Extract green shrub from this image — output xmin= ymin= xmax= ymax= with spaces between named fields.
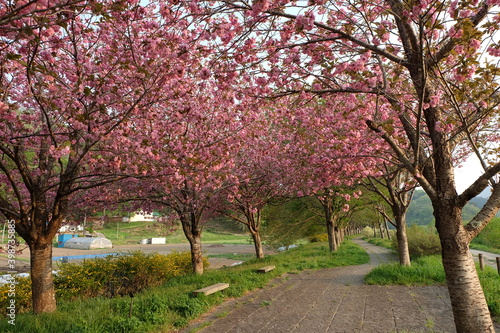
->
xmin=54 ymin=251 xmax=205 ymax=300
xmin=472 ymin=217 xmax=500 ymax=251
xmin=393 ymin=225 xmax=441 ymax=258
xmin=361 ymin=226 xmax=374 ymax=238
xmin=366 ymin=237 xmax=394 ymax=250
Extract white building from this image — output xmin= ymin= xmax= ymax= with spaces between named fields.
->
xmin=58 ymin=225 xmax=84 ymax=233
xmin=122 ymin=210 xmax=157 ymax=222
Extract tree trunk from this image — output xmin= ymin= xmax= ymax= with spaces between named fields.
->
xmin=179 ymin=211 xmax=205 ymax=274
xmin=251 ymin=231 xmax=264 ymax=259
xmin=30 ymin=242 xmax=56 ymax=314
xmin=442 ymin=247 xmax=494 ymax=332
xmin=384 ymin=220 xmax=391 ymax=240
xmin=326 ymin=220 xmax=337 ymax=251
xmin=188 ymin=234 xmax=204 ymax=274
xmin=334 ymin=227 xmax=342 ymax=247
xmin=395 ymin=215 xmax=411 ymax=266
xmin=436 ymin=207 xmax=494 ymax=332
xmin=246 ymin=210 xmax=264 ymax=259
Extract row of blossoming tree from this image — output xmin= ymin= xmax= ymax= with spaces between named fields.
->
xmin=2 ymin=1 xmax=500 ymax=332
xmin=192 ymin=1 xmax=500 ymax=331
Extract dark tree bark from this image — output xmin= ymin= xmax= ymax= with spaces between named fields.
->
xmin=29 ymin=242 xmax=56 ymax=313
xmin=180 ymin=211 xmax=205 ymax=274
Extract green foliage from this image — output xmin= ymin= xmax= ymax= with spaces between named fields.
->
xmin=406 ymin=190 xmax=435 ymax=225
xmin=0 ymin=276 xmax=32 ymax=316
xmin=479 ymin=266 xmax=500 ymax=318
xmin=0 ymin=240 xmax=368 ymax=333
xmin=364 ymin=236 xmax=394 ymax=250
xmin=407 ymin=190 xmax=489 ymax=226
xmin=262 ymin=197 xmax=323 ymax=249
xmin=361 ymin=226 xmax=375 ymax=238
xmin=472 ymin=217 xmax=500 ymax=251
xmin=393 ymin=224 xmax=441 ymax=258
xmin=54 ymin=251 xmax=202 ymax=300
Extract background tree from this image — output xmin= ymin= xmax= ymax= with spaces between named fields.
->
xmin=260 ymin=95 xmax=384 ymax=251
xmin=262 ymin=196 xmax=324 ymax=249
xmin=364 ymin=165 xmax=416 ymax=266
xmin=120 ymin=71 xmax=256 ymax=274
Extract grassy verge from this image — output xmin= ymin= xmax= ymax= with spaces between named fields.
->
xmin=365 ymin=255 xmax=500 ymax=318
xmin=365 ymin=255 xmax=446 ymax=286
xmin=96 ymin=222 xmax=250 ymax=246
xmin=0 ymin=240 xmax=368 ymax=333
xmin=363 ymin=237 xmax=394 ymax=250
xmin=207 ymin=253 xmax=255 ymax=261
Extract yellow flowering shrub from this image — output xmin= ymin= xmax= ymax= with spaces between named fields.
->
xmin=0 ymin=250 xmax=209 ymax=314
xmin=54 ymin=251 xmax=207 ymax=300
xmin=308 ymin=233 xmax=329 ymax=243
xmin=0 ymin=276 xmax=32 ymax=316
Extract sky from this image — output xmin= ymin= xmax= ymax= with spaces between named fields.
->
xmin=454 ymin=156 xmax=489 ymax=196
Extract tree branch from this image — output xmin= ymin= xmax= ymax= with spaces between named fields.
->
xmin=457 ymin=162 xmax=500 ymax=207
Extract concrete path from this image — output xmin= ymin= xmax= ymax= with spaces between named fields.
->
xmin=179 ymin=239 xmax=493 ymax=333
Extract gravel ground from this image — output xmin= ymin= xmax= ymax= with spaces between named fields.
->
xmin=178 ymin=239 xmax=499 ymax=333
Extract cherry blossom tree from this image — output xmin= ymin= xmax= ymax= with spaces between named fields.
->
xmin=221 ymin=143 xmax=291 ymax=259
xmin=0 ymin=0 xmax=87 ymax=40
xmin=364 ymin=165 xmax=416 ymax=266
xmin=119 ymin=70 xmax=257 ymax=274
xmin=268 ymin=95 xmax=384 ymax=251
xmin=193 ymin=1 xmax=500 ymax=330
xmin=0 ymin=0 xmax=208 ymax=313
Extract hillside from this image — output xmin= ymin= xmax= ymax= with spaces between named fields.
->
xmin=406 ymin=190 xmax=497 ymax=226
xmin=96 ymin=217 xmax=248 ymax=245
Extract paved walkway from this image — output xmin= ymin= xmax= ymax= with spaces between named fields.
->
xmin=470 ymin=248 xmax=500 ymax=271
xmin=179 ymin=239 xmax=498 ymax=333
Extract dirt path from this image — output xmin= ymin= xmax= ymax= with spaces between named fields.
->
xmin=178 ymin=239 xmax=478 ymax=333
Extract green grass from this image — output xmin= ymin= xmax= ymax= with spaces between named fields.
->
xmin=365 ymin=255 xmax=500 ymax=319
xmin=365 ymin=255 xmax=446 ymax=286
xmin=363 ymin=236 xmax=395 ymax=250
xmin=98 ymin=222 xmax=172 ymax=245
xmin=96 ymin=222 xmax=250 ymax=245
xmin=0 ymin=240 xmax=369 ymax=333
xmin=207 ymin=253 xmax=255 ymax=260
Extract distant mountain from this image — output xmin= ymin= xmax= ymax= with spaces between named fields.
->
xmin=406 ymin=190 xmax=497 ymax=226
xmin=469 ymin=196 xmax=487 ymax=209
xmin=477 ymin=187 xmax=493 ymax=198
